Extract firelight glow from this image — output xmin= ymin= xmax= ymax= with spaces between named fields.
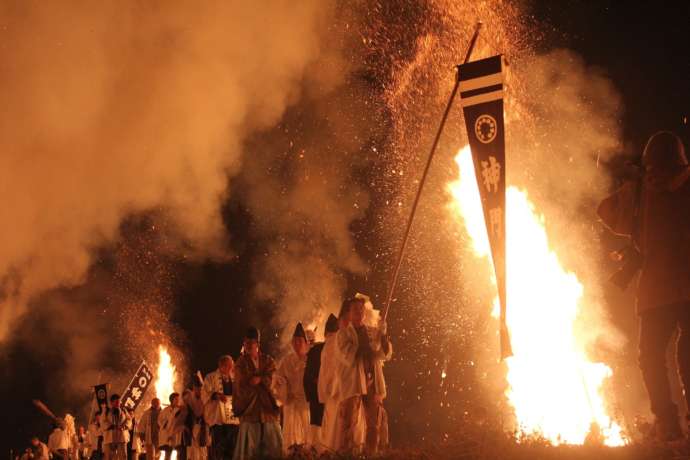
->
xmin=449 ymin=145 xmax=625 ymax=446
xmin=155 ymin=345 xmax=176 ymax=402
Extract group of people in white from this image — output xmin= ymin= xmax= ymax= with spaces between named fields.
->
xmin=23 ymin=293 xmax=392 ymax=460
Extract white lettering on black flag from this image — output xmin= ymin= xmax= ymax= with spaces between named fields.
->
xmin=459 ymin=55 xmax=512 ymax=359
xmin=121 ymin=361 xmax=153 ymax=413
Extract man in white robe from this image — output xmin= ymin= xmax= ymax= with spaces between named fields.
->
xmin=101 ymin=395 xmax=133 ymax=460
xmin=76 ymin=425 xmax=91 ymax=460
xmin=335 ymin=295 xmax=392 ymax=455
xmin=203 ymin=356 xmax=239 ymax=460
xmin=159 ymin=393 xmax=186 ymax=460
xmin=305 ymin=314 xmax=338 ymax=451
xmin=48 ymin=423 xmax=70 ymax=460
xmin=274 ymin=323 xmax=310 ymax=452
xmin=87 ymin=411 xmax=104 ymax=460
xmin=137 ymin=398 xmax=162 ymax=460
xmin=318 ymin=313 xmax=342 ymax=452
xmin=184 ymin=376 xmax=209 ymax=460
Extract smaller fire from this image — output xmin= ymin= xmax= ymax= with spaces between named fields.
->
xmin=154 ymin=345 xmax=176 ymax=401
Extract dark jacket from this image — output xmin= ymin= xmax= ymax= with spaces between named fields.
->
xmin=598 ymin=178 xmax=690 ymax=313
xmin=232 ymin=352 xmax=279 ymax=423
xmin=303 ymin=342 xmax=325 ymax=426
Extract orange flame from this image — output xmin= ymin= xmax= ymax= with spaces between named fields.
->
xmin=154 ymin=345 xmax=177 ymax=401
xmin=449 ymin=146 xmax=625 ymax=446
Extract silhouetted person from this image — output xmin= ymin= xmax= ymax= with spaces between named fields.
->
xmin=599 ymin=131 xmax=690 ymax=441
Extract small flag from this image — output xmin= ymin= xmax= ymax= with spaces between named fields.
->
xmin=459 ymin=54 xmax=512 ymax=359
xmin=94 ymin=383 xmax=108 ymax=408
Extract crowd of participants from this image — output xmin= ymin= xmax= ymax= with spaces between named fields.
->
xmin=19 ymin=294 xmax=392 ymax=460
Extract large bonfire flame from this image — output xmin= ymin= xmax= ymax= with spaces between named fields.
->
xmin=449 ymin=146 xmax=625 ymax=446
xmin=154 ymin=345 xmax=177 ymax=402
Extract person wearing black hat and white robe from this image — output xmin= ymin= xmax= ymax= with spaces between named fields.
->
xmin=232 ymin=327 xmax=282 ymax=460
xmin=101 ymin=395 xmax=133 ymax=460
xmin=274 ymin=323 xmax=311 ymax=451
xmin=304 ymin=314 xmax=339 ymax=451
xmin=318 ymin=313 xmax=344 ymax=451
xmin=203 ymin=356 xmax=238 ymax=460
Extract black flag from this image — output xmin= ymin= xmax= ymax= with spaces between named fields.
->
xmin=94 ymin=383 xmax=108 ymax=409
xmin=458 ymin=55 xmax=512 ymax=358
xmin=121 ymin=361 xmax=154 ymax=413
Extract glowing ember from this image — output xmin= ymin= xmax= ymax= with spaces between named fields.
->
xmin=154 ymin=345 xmax=176 ymax=401
xmin=449 ymin=146 xmax=625 ymax=446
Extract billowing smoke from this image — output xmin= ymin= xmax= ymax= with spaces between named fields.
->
xmin=0 ymin=0 xmax=335 ymax=339
xmin=0 ymin=0 xmax=338 ymax=413
xmin=240 ymin=77 xmax=377 ymax=343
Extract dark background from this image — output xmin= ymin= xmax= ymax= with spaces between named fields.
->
xmin=1 ymin=0 xmax=688 ymax=455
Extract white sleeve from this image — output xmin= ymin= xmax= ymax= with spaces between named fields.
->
xmin=336 ymin=326 xmax=358 ymax=365
xmin=202 ymin=373 xmax=215 ymax=404
xmin=138 ymin=412 xmax=148 ymax=436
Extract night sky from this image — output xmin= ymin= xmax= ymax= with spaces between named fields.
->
xmin=1 ymin=0 xmax=689 ymax=454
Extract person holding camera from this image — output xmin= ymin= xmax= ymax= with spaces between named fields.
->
xmin=598 ymin=131 xmax=690 ymax=442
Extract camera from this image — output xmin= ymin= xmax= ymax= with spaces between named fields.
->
xmin=609 ymin=245 xmax=643 ymax=290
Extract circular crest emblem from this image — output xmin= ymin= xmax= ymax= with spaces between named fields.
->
xmin=139 ymin=376 xmax=148 ymax=387
xmin=474 ymin=114 xmax=498 ymax=144
xmin=97 ymin=389 xmax=106 ymax=400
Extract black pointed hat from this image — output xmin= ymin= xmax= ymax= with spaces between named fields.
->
xmin=245 ymin=326 xmax=260 ymax=341
xmin=325 ymin=314 xmax=339 ymax=333
xmin=293 ymin=322 xmax=306 ymax=339
xmin=192 ymin=372 xmax=204 ymax=388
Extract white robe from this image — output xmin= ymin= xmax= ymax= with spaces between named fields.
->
xmin=335 ymin=324 xmax=392 ymax=401
xmin=86 ymin=420 xmax=101 ymax=453
xmin=202 ymin=370 xmax=239 ymax=426
xmin=158 ymin=406 xmax=185 ymax=447
xmin=333 ymin=324 xmax=391 ymax=452
xmin=101 ymin=409 xmax=132 ymax=445
xmin=183 ymin=391 xmax=209 ymax=460
xmin=137 ymin=407 xmax=162 ymax=447
xmin=48 ymin=428 xmax=70 ymax=452
xmin=274 ymin=351 xmax=310 ymax=449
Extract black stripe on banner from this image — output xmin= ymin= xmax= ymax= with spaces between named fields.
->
xmin=458 ymin=55 xmax=502 ymax=81
xmin=460 ymin=83 xmax=503 ymax=99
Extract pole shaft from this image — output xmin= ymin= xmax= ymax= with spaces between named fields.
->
xmin=382 ymin=22 xmax=482 ymax=321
